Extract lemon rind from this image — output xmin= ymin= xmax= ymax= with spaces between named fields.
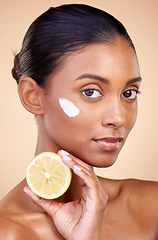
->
xmin=26 ymin=152 xmax=72 ymax=199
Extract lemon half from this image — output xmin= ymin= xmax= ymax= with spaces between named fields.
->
xmin=26 ymin=152 xmax=72 ymax=199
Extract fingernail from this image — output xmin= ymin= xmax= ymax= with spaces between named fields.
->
xmin=74 ymin=165 xmax=81 ymax=171
xmin=62 ymin=155 xmax=72 ymax=161
xmin=23 ymin=187 xmax=30 ymax=196
xmin=58 ymin=150 xmax=69 ymax=156
xmin=24 ymin=186 xmax=40 ymax=201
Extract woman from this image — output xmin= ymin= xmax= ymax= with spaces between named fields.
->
xmin=0 ymin=4 xmax=157 ymax=240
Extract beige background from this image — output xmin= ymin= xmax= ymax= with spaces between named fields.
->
xmin=0 ymin=0 xmax=158 ymax=200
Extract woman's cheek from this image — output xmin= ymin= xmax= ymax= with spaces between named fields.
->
xmin=126 ymin=103 xmax=138 ymax=132
xmin=59 ymin=98 xmax=80 ymax=118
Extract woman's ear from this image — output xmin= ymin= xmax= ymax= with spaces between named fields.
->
xmin=18 ymin=77 xmax=44 ymax=115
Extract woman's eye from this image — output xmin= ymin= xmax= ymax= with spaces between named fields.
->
xmin=122 ymin=89 xmax=139 ymax=100
xmin=82 ymin=89 xmax=101 ymax=98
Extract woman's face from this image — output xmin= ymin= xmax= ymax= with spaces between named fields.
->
xmin=40 ymin=38 xmax=141 ymax=167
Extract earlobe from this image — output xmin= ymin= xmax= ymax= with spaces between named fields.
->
xmin=18 ymin=77 xmax=44 ymax=115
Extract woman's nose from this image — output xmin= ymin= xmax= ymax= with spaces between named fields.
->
xmin=102 ymin=98 xmax=125 ymax=129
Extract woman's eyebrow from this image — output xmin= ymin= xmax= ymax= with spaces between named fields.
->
xmin=126 ymin=76 xmax=142 ymax=86
xmin=75 ymin=74 xmax=109 ymax=84
xmin=75 ymin=74 xmax=142 ymax=85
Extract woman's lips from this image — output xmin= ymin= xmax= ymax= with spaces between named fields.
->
xmin=93 ymin=137 xmax=123 ymax=151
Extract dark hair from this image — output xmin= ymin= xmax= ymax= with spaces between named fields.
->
xmin=12 ymin=4 xmax=135 ymax=86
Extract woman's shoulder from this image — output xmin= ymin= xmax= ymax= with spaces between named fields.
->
xmin=99 ymin=176 xmax=158 ymax=202
xmin=100 ymin=177 xmax=158 ymax=236
xmin=0 ymin=182 xmax=42 ymax=239
xmin=124 ymin=179 xmax=158 ymax=218
xmin=0 ymin=211 xmax=64 ymax=240
xmin=121 ymin=179 xmax=158 ymax=209
xmin=124 ymin=179 xmax=158 ymax=237
xmin=0 ymin=213 xmax=35 ymax=240
xmin=101 ymin=177 xmax=158 ymax=212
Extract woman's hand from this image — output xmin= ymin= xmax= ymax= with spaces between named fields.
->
xmin=24 ymin=150 xmax=108 ymax=240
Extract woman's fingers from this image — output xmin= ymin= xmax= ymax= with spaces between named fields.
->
xmin=59 ymin=150 xmax=93 ymax=171
xmin=23 ymin=151 xmax=108 ymax=240
xmin=24 ymin=150 xmax=108 ymax=217
xmin=23 ymin=186 xmax=63 ymax=218
xmin=58 ymin=149 xmax=101 ymax=189
xmin=58 ymin=150 xmax=108 ymax=208
xmin=59 ymin=150 xmax=98 ymax=188
xmin=58 ymin=150 xmax=95 ymax=178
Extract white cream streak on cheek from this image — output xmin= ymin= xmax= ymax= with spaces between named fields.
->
xmin=59 ymin=98 xmax=80 ymax=117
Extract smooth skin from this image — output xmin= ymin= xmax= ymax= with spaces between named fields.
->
xmin=0 ymin=38 xmax=158 ymax=240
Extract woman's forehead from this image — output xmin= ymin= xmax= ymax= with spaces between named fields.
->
xmin=54 ymin=41 xmax=140 ymax=81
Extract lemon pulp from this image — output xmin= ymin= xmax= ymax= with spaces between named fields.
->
xmin=26 ymin=152 xmax=72 ymax=199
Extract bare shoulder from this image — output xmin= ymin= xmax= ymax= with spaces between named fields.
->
xmin=123 ymin=179 xmax=158 ymax=234
xmin=100 ymin=177 xmax=158 ymax=215
xmin=123 ymin=179 xmax=158 ymax=212
xmin=0 ymin=214 xmax=37 ymax=240
xmin=99 ymin=177 xmax=158 ymax=237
